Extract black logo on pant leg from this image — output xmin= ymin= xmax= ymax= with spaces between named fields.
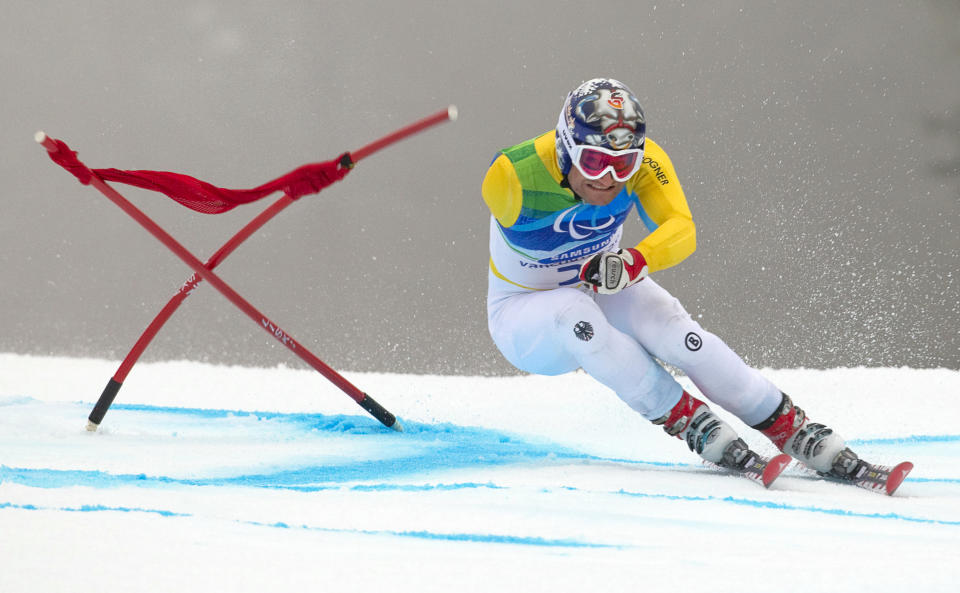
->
xmin=685 ymin=332 xmax=702 ymax=351
xmin=574 ymin=321 xmax=594 ymax=341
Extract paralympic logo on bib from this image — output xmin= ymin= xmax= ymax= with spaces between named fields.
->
xmin=552 ymin=206 xmax=617 ymax=240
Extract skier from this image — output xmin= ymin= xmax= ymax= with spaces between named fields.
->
xmin=481 ymin=77 xmax=865 ymax=483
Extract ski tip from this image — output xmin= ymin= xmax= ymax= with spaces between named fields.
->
xmin=885 ymin=461 xmax=914 ymax=496
xmin=34 ymin=130 xmax=47 ymax=144
xmin=762 ymin=453 xmax=793 ymax=488
xmin=447 ymin=105 xmax=459 ymax=122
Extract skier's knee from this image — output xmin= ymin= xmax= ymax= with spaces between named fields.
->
xmin=554 ymin=293 xmax=609 ymax=352
xmin=659 ymin=314 xmax=716 ymax=365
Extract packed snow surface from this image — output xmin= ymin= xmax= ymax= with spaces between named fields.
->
xmin=1 ymin=354 xmax=958 ymax=592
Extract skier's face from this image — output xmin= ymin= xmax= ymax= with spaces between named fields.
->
xmin=567 ymin=167 xmax=624 ymax=206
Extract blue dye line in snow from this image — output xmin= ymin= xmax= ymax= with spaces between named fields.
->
xmin=252 ymin=521 xmax=618 ymax=548
xmin=897 ymin=476 xmax=960 ymax=484
xmin=0 ymin=500 xmax=188 ymax=517
xmin=611 ymin=490 xmax=960 ymax=526
xmin=849 ymin=434 xmax=960 ymax=446
xmin=109 ymin=403 xmax=392 ymax=435
xmin=347 ymin=482 xmax=505 ymax=492
xmin=0 ymin=454 xmax=695 ymax=492
xmin=0 ymin=446 xmax=588 ymax=491
xmin=0 ymin=500 xmax=613 ymax=549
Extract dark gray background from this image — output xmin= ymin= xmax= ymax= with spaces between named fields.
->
xmin=3 ymin=1 xmax=958 ymax=375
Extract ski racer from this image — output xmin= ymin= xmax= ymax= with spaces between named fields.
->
xmin=481 ymin=78 xmax=867 ymax=480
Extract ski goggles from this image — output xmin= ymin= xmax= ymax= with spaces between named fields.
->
xmin=570 ymin=145 xmax=643 ymax=182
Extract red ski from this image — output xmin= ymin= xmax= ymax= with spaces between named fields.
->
xmin=746 ymin=452 xmax=793 ymax=488
xmin=833 ymin=460 xmax=914 ymax=496
xmin=709 ymin=451 xmax=793 ymax=489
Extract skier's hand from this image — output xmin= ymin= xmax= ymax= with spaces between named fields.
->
xmin=579 ymin=247 xmax=649 ymax=294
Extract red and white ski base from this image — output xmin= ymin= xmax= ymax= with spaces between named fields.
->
xmin=749 ymin=453 xmax=793 ymax=488
xmin=710 ymin=452 xmax=793 ymax=489
xmin=840 ymin=460 xmax=914 ymax=496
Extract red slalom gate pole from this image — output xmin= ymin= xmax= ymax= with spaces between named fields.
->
xmin=87 ymin=195 xmax=293 ymax=429
xmin=79 ymin=106 xmax=457 ymax=431
xmin=38 ymin=132 xmax=401 ymax=431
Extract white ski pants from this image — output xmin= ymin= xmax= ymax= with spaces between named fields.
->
xmin=487 ymin=277 xmax=782 ymax=425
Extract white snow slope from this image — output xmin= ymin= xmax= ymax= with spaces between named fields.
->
xmin=1 ymin=353 xmax=958 ymax=592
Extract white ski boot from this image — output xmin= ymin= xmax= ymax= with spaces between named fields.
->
xmin=754 ymin=393 xmax=854 ymax=476
xmin=654 ymin=391 xmax=741 ymax=466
